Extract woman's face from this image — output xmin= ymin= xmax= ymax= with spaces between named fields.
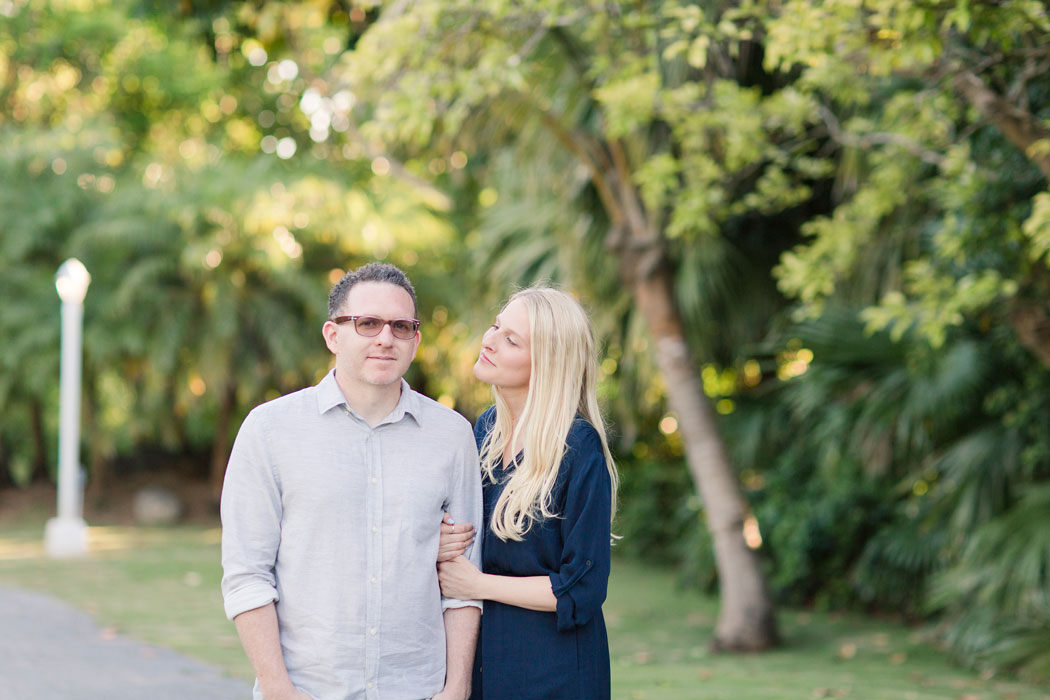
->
xmin=473 ymin=298 xmax=532 ymax=393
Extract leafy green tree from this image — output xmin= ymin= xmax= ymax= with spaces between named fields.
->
xmin=766 ymin=0 xmax=1050 ymax=354
xmin=0 ymin=0 xmax=475 ymax=500
xmin=755 ymin=2 xmax=1050 ymax=675
xmin=0 ymin=129 xmax=96 ymax=484
xmin=309 ymin=0 xmax=840 ymax=649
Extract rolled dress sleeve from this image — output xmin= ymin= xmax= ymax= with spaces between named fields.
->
xmin=441 ymin=418 xmax=484 ymax=612
xmin=548 ymin=423 xmax=612 ymax=632
xmin=220 ymin=407 xmax=283 ymax=620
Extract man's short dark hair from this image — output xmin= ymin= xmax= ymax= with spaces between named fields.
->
xmin=328 ymin=262 xmax=418 ymax=319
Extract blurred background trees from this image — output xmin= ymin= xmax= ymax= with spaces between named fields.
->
xmin=1 ymin=0 xmax=1047 ymax=678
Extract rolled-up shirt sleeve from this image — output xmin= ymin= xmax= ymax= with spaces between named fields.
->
xmin=220 ymin=407 xmax=283 ymax=620
xmin=441 ymin=421 xmax=484 ymax=612
xmin=548 ymin=425 xmax=612 ymax=632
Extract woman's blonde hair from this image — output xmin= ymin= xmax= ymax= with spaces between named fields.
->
xmin=479 ymin=286 xmax=618 ymax=541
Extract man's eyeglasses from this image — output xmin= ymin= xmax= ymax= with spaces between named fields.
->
xmin=332 ymin=315 xmax=421 ymax=340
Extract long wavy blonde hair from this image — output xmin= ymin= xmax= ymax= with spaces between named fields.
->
xmin=479 ymin=287 xmax=618 ymax=542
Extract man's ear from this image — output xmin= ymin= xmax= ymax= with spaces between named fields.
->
xmin=410 ymin=331 xmax=421 ymax=361
xmin=322 ymin=320 xmax=339 ymax=354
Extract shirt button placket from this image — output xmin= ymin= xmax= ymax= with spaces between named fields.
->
xmin=364 ymin=426 xmax=382 ymax=699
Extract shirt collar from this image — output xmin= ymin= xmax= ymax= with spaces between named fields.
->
xmin=315 ymin=369 xmax=423 ymax=426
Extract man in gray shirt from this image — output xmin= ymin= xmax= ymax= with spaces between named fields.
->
xmin=221 ymin=262 xmax=482 ymax=700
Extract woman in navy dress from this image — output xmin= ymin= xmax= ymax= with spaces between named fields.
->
xmin=437 ymin=287 xmax=618 ymax=699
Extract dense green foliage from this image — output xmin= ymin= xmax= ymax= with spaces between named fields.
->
xmin=2 ymin=0 xmax=1049 ymax=679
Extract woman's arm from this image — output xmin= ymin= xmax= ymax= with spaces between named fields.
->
xmin=547 ymin=423 xmax=613 ymax=630
xmin=438 ymin=556 xmax=557 ymax=612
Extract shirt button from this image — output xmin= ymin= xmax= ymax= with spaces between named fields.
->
xmin=370 ymin=576 xmax=377 ymax=584
xmin=372 ymin=525 xmax=378 ymax=533
xmin=366 ymin=681 xmax=373 ymax=689
xmin=586 ymin=559 xmax=592 ymax=566
xmin=369 ymin=627 xmax=377 ymax=635
xmin=370 ymin=477 xmax=377 ymax=484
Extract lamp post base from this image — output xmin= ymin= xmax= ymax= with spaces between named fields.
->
xmin=44 ymin=517 xmax=89 ymax=558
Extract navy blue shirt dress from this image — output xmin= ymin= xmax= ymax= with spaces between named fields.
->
xmin=469 ymin=407 xmax=612 ymax=700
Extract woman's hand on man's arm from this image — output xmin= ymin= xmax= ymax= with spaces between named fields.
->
xmin=438 ymin=512 xmax=475 ymax=563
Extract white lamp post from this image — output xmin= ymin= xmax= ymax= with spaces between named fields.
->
xmin=45 ymin=258 xmax=91 ymax=558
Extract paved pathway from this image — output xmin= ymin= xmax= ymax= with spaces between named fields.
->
xmin=0 ymin=585 xmax=252 ymax=700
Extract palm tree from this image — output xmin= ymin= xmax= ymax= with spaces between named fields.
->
xmin=324 ymin=0 xmax=810 ymax=649
xmin=734 ymin=309 xmax=1050 ymax=676
xmin=69 ymin=156 xmax=336 ymax=498
xmin=464 ymin=114 xmax=790 ymax=648
xmin=0 ymin=127 xmax=103 ymax=486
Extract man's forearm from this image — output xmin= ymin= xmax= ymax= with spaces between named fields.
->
xmin=233 ymin=603 xmax=297 ymax=699
xmin=440 ymin=605 xmax=481 ymax=699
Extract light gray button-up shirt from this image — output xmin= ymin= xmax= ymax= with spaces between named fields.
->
xmin=221 ymin=370 xmax=483 ymax=700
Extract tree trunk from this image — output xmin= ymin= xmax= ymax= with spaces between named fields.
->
xmin=949 ymin=71 xmax=1050 ymax=368
xmin=627 ymin=250 xmax=780 ymax=650
xmin=599 ymin=134 xmax=778 ymax=649
xmin=209 ymin=380 xmax=238 ymax=500
xmin=1009 ymin=302 xmax=1050 ymax=369
xmin=28 ymin=399 xmax=50 ymax=484
xmin=0 ymin=434 xmax=12 ymax=489
xmin=952 ymin=69 xmax=1050 ymax=180
xmin=536 ymin=112 xmax=781 ymax=647
xmin=83 ymin=369 xmax=110 ymax=510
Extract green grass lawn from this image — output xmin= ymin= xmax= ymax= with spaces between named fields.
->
xmin=0 ymin=522 xmax=1046 ymax=700
xmin=605 ymin=562 xmax=1047 ymax=700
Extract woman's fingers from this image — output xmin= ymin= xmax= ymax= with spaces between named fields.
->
xmin=438 ymin=535 xmax=475 ymax=556
xmin=438 ymin=537 xmax=473 ymax=559
xmin=439 ymin=530 xmax=475 ymax=545
xmin=439 ymin=538 xmax=474 ymax=553
xmin=437 ymin=559 xmax=467 ymax=597
xmin=439 ymin=532 xmax=474 ymax=547
xmin=437 ymin=547 xmax=466 ymax=563
xmin=440 ymin=520 xmax=476 ymax=536
xmin=436 ymin=516 xmax=476 ymax=564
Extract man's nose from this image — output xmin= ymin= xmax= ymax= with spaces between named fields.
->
xmin=374 ymin=323 xmax=396 ymax=344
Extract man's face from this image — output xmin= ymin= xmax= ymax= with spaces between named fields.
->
xmin=323 ymin=281 xmax=420 ymax=392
